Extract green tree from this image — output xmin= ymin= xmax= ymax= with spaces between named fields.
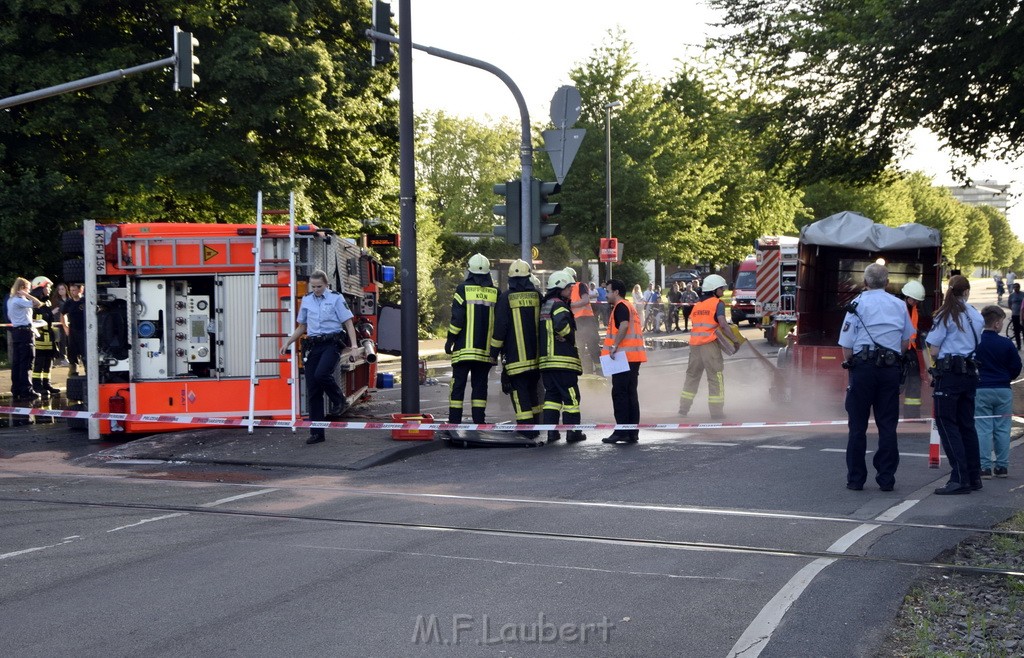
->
xmin=904 ymin=173 xmax=970 ymax=265
xmin=712 ymin=0 xmax=1024 ymax=182
xmin=560 ymin=32 xmax=723 ymax=267
xmin=0 ymin=0 xmax=398 ymax=284
xmin=800 ymin=175 xmax=915 ymax=229
xmin=661 ymin=61 xmax=805 ymax=263
xmin=957 ymin=207 xmax=994 ymax=270
xmin=415 ymin=111 xmax=519 ymax=234
xmin=981 ymin=205 xmax=1021 ymax=270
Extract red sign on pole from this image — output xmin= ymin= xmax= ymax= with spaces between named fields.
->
xmin=599 ymin=237 xmax=619 ymax=263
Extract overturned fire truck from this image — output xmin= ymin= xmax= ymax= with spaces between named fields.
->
xmin=64 ymin=210 xmax=387 ymax=438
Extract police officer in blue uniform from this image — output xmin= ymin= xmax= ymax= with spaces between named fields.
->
xmin=281 ymin=269 xmax=358 ymax=445
xmin=838 ymin=263 xmax=913 ymax=492
xmin=926 ymin=274 xmax=986 ymax=494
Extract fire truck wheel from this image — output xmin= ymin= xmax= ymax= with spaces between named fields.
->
xmin=66 ymin=375 xmax=87 ymax=402
xmin=61 ymin=229 xmax=85 ymax=256
xmin=63 ymin=258 xmax=86 ymax=283
xmin=67 ymin=403 xmax=88 ymax=431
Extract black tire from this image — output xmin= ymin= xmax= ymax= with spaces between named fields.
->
xmin=61 ymin=229 xmax=85 ymax=256
xmin=63 ymin=258 xmax=85 ymax=284
xmin=67 ymin=403 xmax=88 ymax=430
xmin=66 ymin=375 xmax=87 ymax=402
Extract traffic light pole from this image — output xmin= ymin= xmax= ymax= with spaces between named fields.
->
xmin=365 ymin=29 xmax=534 ymax=263
xmin=0 ymin=57 xmax=174 ymax=110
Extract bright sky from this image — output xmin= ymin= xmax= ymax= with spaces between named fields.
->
xmin=405 ymin=0 xmax=1023 ymax=237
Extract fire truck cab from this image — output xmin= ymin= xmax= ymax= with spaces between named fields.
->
xmin=754 ymin=235 xmax=799 ymax=346
xmin=64 ymin=219 xmax=386 ymax=436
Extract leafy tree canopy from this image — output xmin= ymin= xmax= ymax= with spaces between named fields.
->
xmin=0 ymin=0 xmax=398 ymax=284
xmin=711 ymin=0 xmax=1024 ymax=183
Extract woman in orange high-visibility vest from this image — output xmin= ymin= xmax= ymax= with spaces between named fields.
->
xmin=600 ymin=279 xmax=647 ymax=444
xmin=679 ymin=274 xmax=731 ymax=419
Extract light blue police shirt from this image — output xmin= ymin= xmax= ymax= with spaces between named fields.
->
xmin=6 ymin=295 xmax=33 ymax=327
xmin=837 ymin=288 xmax=912 ymax=353
xmin=297 ymin=289 xmax=354 ymax=336
xmin=926 ymin=301 xmax=985 ymax=358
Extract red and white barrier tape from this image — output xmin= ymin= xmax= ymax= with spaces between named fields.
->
xmin=5 ymin=405 xmax=987 ymax=432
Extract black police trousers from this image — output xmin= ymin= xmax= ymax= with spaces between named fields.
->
xmin=9 ymin=327 xmax=35 ymax=399
xmin=845 ymin=360 xmax=901 ymax=489
xmin=932 ymin=371 xmax=981 ymax=487
xmin=305 ymin=341 xmax=344 ymax=439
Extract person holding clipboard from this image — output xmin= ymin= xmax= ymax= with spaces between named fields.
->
xmin=601 ymin=279 xmax=647 ymax=444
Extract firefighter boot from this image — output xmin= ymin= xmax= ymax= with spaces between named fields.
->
xmin=566 ymin=430 xmax=587 ymax=444
xmin=543 ymin=409 xmax=561 ymax=443
xmin=471 ymin=406 xmax=486 ymax=425
xmin=519 ymin=418 xmax=540 ymax=440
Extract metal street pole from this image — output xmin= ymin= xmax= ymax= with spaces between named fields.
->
xmin=365 ymin=29 xmax=533 ymax=263
xmin=604 ymin=100 xmax=622 ymax=281
xmin=397 ymin=0 xmax=419 ymax=413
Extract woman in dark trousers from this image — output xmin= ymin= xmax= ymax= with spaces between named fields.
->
xmin=926 ymin=275 xmax=986 ymax=495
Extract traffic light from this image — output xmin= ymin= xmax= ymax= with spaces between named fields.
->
xmin=371 ymin=1 xmax=394 ymax=66
xmin=492 ymin=180 xmax=522 ymax=245
xmin=173 ymin=26 xmax=199 ymax=91
xmin=530 ymin=179 xmax=562 ymax=244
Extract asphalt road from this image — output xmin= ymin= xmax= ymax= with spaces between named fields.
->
xmin=3 ymin=398 xmax=1023 ymax=656
xmin=3 ymin=279 xmax=1021 ymax=656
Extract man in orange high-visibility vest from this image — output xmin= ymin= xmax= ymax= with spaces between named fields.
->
xmin=566 ymin=267 xmax=601 ymax=375
xmin=678 ymin=274 xmax=731 ymax=419
xmin=601 ymin=279 xmax=647 ymax=444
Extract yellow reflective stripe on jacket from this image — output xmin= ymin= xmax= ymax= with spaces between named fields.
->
xmin=553 ymin=306 xmax=572 ymax=337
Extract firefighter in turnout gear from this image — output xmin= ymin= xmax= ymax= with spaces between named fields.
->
xmin=490 ymin=259 xmax=542 ymax=438
xmin=678 ymin=274 xmax=731 ymax=418
xmin=30 ymin=276 xmax=61 ymax=398
xmin=446 ymin=254 xmax=498 ymax=425
xmin=539 ymin=271 xmax=586 ymax=444
xmin=901 ymin=279 xmax=926 ymax=418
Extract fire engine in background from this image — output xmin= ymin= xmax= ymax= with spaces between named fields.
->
xmin=773 ymin=211 xmax=942 ymax=412
xmin=754 ymin=235 xmax=799 ymax=346
xmin=62 ymin=214 xmax=389 ymax=437
xmin=729 ymin=255 xmax=759 ymax=326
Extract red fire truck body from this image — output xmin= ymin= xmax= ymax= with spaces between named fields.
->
xmin=65 ymin=221 xmax=383 ymax=436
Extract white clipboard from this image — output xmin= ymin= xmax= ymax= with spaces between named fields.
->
xmin=600 ymin=350 xmax=630 ymax=376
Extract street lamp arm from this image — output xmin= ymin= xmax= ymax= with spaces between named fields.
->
xmin=366 ymin=28 xmax=533 ymax=260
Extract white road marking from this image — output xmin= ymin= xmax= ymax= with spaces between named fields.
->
xmin=200 ymin=489 xmax=278 ymax=508
xmin=0 ymin=538 xmax=77 ymax=561
xmin=690 ymin=441 xmax=738 ymax=447
xmin=727 ymin=558 xmax=836 ymax=658
xmin=107 ymin=513 xmax=188 ymax=533
xmin=728 ymin=498 xmax=921 ymax=657
xmin=826 ymin=525 xmax=879 ymax=553
xmin=875 ymin=500 xmax=920 ymax=522
xmin=757 ymin=445 xmax=803 ymax=450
